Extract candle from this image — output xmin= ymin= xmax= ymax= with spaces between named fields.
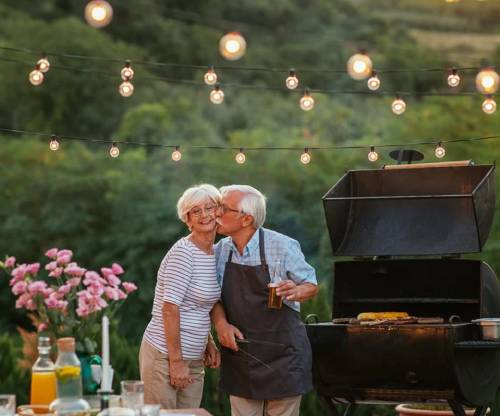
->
xmin=101 ymin=315 xmax=110 ymax=390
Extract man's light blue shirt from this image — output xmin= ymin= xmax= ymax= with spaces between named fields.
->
xmin=215 ymin=227 xmax=317 ymax=312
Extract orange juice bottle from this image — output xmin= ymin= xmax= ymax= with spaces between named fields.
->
xmin=31 ymin=336 xmax=57 ymax=405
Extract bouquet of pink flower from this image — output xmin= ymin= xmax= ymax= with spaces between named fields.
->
xmin=0 ymin=248 xmax=138 ymax=354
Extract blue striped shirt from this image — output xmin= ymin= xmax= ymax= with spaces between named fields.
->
xmin=215 ymin=227 xmax=317 ymax=312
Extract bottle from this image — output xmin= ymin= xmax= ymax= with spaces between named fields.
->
xmin=49 ymin=337 xmax=90 ymax=416
xmin=31 ymin=336 xmax=57 ymax=405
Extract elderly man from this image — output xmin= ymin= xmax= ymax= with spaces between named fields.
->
xmin=211 ymin=184 xmax=318 ymax=416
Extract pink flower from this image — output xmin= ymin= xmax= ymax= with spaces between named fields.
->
xmin=68 ymin=277 xmax=82 ymax=287
xmin=10 ymin=264 xmax=28 ymax=282
xmin=106 ymin=274 xmax=121 ymax=288
xmin=15 ymin=293 xmax=31 ymax=308
xmin=49 ymin=267 xmax=63 ymax=278
xmin=45 ymin=248 xmax=58 ymax=258
xmin=12 ymin=281 xmax=27 ymax=295
xmin=57 ymin=249 xmax=73 ymax=257
xmin=64 ymin=265 xmax=86 ymax=278
xmin=9 ymin=275 xmax=24 ymax=287
xmin=104 ymin=287 xmax=120 ymax=300
xmin=28 ymin=281 xmax=48 ymax=295
xmin=37 ymin=323 xmax=48 ymax=332
xmin=57 ymin=255 xmax=71 ymax=266
xmin=83 ymin=271 xmax=106 ymax=286
xmin=100 ymin=268 xmax=113 ymax=278
xmin=58 ymin=284 xmax=72 ymax=296
xmin=117 ymin=289 xmax=126 ymax=300
xmin=112 ymin=263 xmax=124 ymax=275
xmin=26 ymin=263 xmax=40 ymax=276
xmin=122 ymin=282 xmax=138 ymax=294
xmin=45 ymin=261 xmax=58 ymax=271
xmin=45 ymin=296 xmax=59 ymax=309
xmin=4 ymin=256 xmax=16 ymax=268
xmin=76 ymin=304 xmax=90 ymax=317
xmin=87 ymin=284 xmax=104 ymax=297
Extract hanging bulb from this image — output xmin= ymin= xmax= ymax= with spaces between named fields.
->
xmin=171 ymin=146 xmax=182 ymax=161
xmin=49 ymin=135 xmax=60 ymax=151
xmin=368 ymin=146 xmax=379 ymax=162
xmin=209 ymin=84 xmax=224 ymax=104
xmin=84 ymin=0 xmax=113 ymax=28
xmin=476 ymin=68 xmax=500 ymax=94
xmin=235 ymin=148 xmax=246 ymax=164
xmin=347 ymin=51 xmax=373 ymax=80
xmin=121 ymin=61 xmax=134 ymax=81
xmin=29 ymin=65 xmax=44 ymax=86
xmin=447 ymin=69 xmax=460 ymax=87
xmin=391 ymin=97 xmax=406 ymax=115
xmin=300 ymin=148 xmax=311 ymax=164
xmin=435 ymin=142 xmax=446 ymax=158
xmin=367 ymin=70 xmax=380 ymax=91
xmin=219 ymin=32 xmax=246 ymax=61
xmin=285 ymin=69 xmax=299 ymax=90
xmin=482 ymin=96 xmax=497 ymax=114
xmin=203 ymin=66 xmax=218 ymax=85
xmin=37 ymin=56 xmax=50 ymax=73
xmin=299 ymin=90 xmax=314 ymax=111
xmin=109 ymin=142 xmax=120 ymax=158
xmin=119 ymin=81 xmax=134 ymax=97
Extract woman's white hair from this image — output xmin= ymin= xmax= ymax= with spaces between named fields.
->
xmin=177 ymin=184 xmax=221 ymax=224
xmin=220 ymin=185 xmax=267 ymax=228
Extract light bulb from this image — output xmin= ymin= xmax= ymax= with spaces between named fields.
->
xmin=435 ymin=143 xmax=446 ymax=158
xmin=447 ymin=70 xmax=460 ymax=87
xmin=482 ymin=97 xmax=497 ymax=114
xmin=300 ymin=149 xmax=311 ymax=164
xmin=286 ymin=70 xmax=299 ymax=90
xmin=172 ymin=147 xmax=182 ymax=161
xmin=121 ymin=62 xmax=134 ymax=80
xmin=219 ymin=32 xmax=246 ymax=61
xmin=368 ymin=147 xmax=379 ymax=162
xmin=210 ymin=86 xmax=224 ymax=104
xmin=391 ymin=97 xmax=406 ymax=115
xmin=119 ymin=81 xmax=134 ymax=97
xmin=203 ymin=67 xmax=217 ymax=85
xmin=347 ymin=52 xmax=373 ymax=80
xmin=109 ymin=143 xmax=120 ymax=158
xmin=235 ymin=149 xmax=246 ymax=164
xmin=84 ymin=0 xmax=113 ymax=28
xmin=29 ymin=68 xmax=44 ymax=86
xmin=367 ymin=72 xmax=380 ymax=91
xmin=49 ymin=136 xmax=60 ymax=151
xmin=37 ymin=57 xmax=50 ymax=73
xmin=299 ymin=91 xmax=314 ymax=111
xmin=476 ymin=68 xmax=500 ymax=94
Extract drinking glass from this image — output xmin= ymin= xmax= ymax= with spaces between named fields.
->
xmin=0 ymin=395 xmax=15 ymax=416
xmin=268 ymin=260 xmax=283 ymax=309
xmin=17 ymin=405 xmax=54 ymax=416
xmin=137 ymin=405 xmax=160 ymax=416
xmin=120 ymin=380 xmax=144 ymax=410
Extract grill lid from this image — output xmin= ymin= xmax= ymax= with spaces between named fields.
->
xmin=323 ymin=163 xmax=495 ymax=256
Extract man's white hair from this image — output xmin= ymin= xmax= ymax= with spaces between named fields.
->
xmin=177 ymin=184 xmax=221 ymax=223
xmin=220 ymin=185 xmax=267 ymax=228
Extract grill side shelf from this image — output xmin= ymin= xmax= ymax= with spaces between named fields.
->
xmin=339 ymin=298 xmax=479 ymax=304
xmin=455 ymin=340 xmax=500 ymax=349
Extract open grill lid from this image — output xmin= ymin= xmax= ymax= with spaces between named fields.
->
xmin=323 ymin=163 xmax=495 ymax=257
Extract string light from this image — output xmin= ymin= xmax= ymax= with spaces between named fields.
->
xmin=235 ymin=148 xmax=246 ymax=164
xmin=347 ymin=51 xmax=373 ymax=80
xmin=367 ymin=70 xmax=380 ymax=91
xmin=482 ymin=96 xmax=497 ymax=114
xmin=37 ymin=55 xmax=50 ymax=73
xmin=109 ymin=142 xmax=120 ymax=158
xmin=435 ymin=142 xmax=446 ymax=158
xmin=119 ymin=81 xmax=134 ymax=97
xmin=84 ymin=0 xmax=113 ymax=28
xmin=203 ymin=66 xmax=218 ymax=85
xmin=285 ymin=69 xmax=299 ymax=90
xmin=300 ymin=148 xmax=311 ymax=164
xmin=49 ymin=135 xmax=60 ymax=151
xmin=476 ymin=68 xmax=500 ymax=95
xmin=299 ymin=90 xmax=314 ymax=111
xmin=368 ymin=146 xmax=379 ymax=162
xmin=391 ymin=97 xmax=406 ymax=115
xmin=209 ymin=84 xmax=224 ymax=104
xmin=121 ymin=61 xmax=134 ymax=81
xmin=219 ymin=32 xmax=246 ymax=61
xmin=447 ymin=68 xmax=460 ymax=87
xmin=28 ymin=65 xmax=44 ymax=86
xmin=171 ymin=146 xmax=182 ymax=161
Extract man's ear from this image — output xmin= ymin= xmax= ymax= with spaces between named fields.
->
xmin=242 ymin=214 xmax=254 ymax=228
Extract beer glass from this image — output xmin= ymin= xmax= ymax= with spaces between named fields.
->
xmin=268 ymin=261 xmax=283 ymax=309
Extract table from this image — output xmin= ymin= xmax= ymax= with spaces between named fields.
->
xmin=160 ymin=409 xmax=212 ymax=416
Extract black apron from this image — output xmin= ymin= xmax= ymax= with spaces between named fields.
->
xmin=219 ymin=229 xmax=313 ymax=400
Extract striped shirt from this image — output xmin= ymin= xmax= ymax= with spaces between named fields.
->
xmin=143 ymin=237 xmax=221 ymax=359
xmin=215 ymin=227 xmax=317 ymax=312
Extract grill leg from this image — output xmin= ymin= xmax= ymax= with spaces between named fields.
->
xmin=320 ymin=398 xmax=357 ymax=416
xmin=473 ymin=406 xmax=488 ymax=416
xmin=447 ymin=400 xmax=466 ymax=416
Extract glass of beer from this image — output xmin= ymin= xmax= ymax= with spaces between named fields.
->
xmin=268 ymin=261 xmax=283 ymax=309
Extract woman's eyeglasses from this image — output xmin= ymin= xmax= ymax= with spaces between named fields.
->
xmin=190 ymin=204 xmax=218 ymax=218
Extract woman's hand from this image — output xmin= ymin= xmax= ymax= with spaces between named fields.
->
xmin=168 ymin=359 xmax=193 ymax=390
xmin=204 ymin=339 xmax=221 ymax=368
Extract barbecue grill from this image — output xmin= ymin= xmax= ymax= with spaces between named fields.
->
xmin=305 ymin=162 xmax=500 ymax=416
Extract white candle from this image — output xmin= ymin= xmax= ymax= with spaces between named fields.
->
xmin=101 ymin=315 xmax=110 ymax=390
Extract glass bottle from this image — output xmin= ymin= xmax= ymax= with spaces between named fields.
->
xmin=31 ymin=336 xmax=57 ymax=405
xmin=49 ymin=337 xmax=90 ymax=416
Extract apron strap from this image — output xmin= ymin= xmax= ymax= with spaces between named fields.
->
xmin=259 ymin=228 xmax=267 ymax=265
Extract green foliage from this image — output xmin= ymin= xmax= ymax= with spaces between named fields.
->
xmin=0 ymin=334 xmax=29 ymax=404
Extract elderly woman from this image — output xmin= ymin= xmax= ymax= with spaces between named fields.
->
xmin=140 ymin=184 xmax=221 ymax=409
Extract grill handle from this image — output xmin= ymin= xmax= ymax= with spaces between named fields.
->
xmin=305 ymin=314 xmax=319 ymax=324
xmin=449 ymin=315 xmax=462 ymax=324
